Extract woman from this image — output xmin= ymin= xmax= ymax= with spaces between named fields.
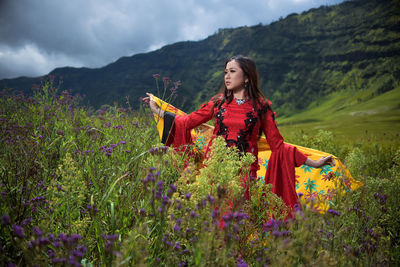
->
xmin=144 ymin=55 xmax=334 ymax=210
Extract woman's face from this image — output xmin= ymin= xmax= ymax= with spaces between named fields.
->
xmin=224 ymin=60 xmax=248 ymax=92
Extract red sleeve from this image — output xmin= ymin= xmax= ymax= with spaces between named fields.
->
xmin=260 ymin=101 xmax=307 ymax=210
xmin=165 ymin=100 xmax=215 ymax=149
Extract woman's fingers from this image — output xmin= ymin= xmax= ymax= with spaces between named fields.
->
xmin=318 ymin=155 xmax=334 ymax=167
xmin=142 ymin=98 xmax=150 ymax=105
xmin=330 ymin=156 xmax=336 ymax=167
xmin=324 ymin=155 xmax=335 ymax=167
xmin=142 ymin=93 xmax=153 ymax=105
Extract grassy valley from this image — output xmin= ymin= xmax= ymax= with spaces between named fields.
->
xmin=279 ymin=86 xmax=400 ymax=145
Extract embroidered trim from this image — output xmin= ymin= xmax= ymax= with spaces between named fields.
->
xmin=229 ymin=111 xmax=258 ymax=152
xmin=215 ymin=104 xmax=258 ymax=153
xmin=257 ymin=100 xmax=275 ymax=122
xmin=216 ymin=107 xmax=228 ymax=136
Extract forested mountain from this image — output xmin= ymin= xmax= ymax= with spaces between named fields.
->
xmin=1 ymin=0 xmax=399 ymax=115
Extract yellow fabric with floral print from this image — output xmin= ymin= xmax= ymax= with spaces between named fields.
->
xmin=149 ymin=94 xmax=363 ymax=211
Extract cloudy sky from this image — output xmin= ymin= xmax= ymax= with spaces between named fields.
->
xmin=0 ymin=0 xmax=344 ymax=79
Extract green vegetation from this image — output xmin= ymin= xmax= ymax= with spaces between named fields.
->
xmin=278 ymin=85 xmax=400 ymax=145
xmin=1 ymin=77 xmax=400 ymax=266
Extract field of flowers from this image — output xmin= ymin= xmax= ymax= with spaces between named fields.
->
xmin=1 ymin=77 xmax=400 ymax=266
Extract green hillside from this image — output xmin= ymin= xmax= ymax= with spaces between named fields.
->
xmin=1 ymin=0 xmax=399 ymax=121
xmin=278 ymin=85 xmax=400 ymax=144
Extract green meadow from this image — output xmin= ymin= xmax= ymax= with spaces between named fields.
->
xmin=1 ymin=79 xmax=399 ymax=266
xmin=279 ymin=87 xmax=400 ymax=145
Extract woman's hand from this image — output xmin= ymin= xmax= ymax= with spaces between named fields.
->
xmin=305 ymin=155 xmax=336 ymax=168
xmin=143 ymin=93 xmax=164 ymax=118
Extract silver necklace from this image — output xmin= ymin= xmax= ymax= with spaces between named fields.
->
xmin=235 ymin=98 xmax=247 ymax=105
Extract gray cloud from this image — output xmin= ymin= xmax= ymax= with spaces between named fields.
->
xmin=0 ymin=0 xmax=343 ymax=79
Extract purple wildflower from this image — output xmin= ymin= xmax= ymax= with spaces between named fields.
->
xmin=69 ymin=234 xmax=82 ymax=244
xmin=211 ymin=209 xmax=219 ymax=219
xmin=52 ymin=257 xmax=67 ymax=264
xmin=237 ymin=257 xmax=249 ymax=267
xmin=47 ymin=249 xmax=56 ymax=258
xmin=155 ymin=190 xmax=162 ymax=200
xmin=196 ymin=199 xmax=207 ymax=210
xmin=162 ymin=233 xmax=170 ymax=242
xmin=78 ymin=245 xmax=87 ymax=253
xmin=162 ymin=195 xmax=170 ymax=205
xmin=27 ymin=240 xmax=34 ymax=249
xmin=72 ymin=250 xmax=84 ymax=258
xmin=162 ymin=77 xmax=171 ymax=87
xmin=327 ymin=209 xmax=341 ymax=216
xmin=264 ymin=218 xmax=281 ymax=231
xmin=12 ymin=225 xmax=24 ymax=239
xmin=142 ymin=173 xmax=153 ymax=184
xmin=21 ymin=217 xmax=32 ymax=227
xmin=113 ymin=125 xmax=123 ymax=130
xmin=173 ymin=224 xmax=181 ymax=232
xmin=379 ymin=194 xmax=387 ymax=205
xmin=272 ymin=230 xmax=291 ymax=238
xmin=56 ymin=129 xmax=65 ymax=136
xmin=157 ymin=180 xmax=164 ymax=189
xmin=233 ymin=212 xmax=249 ymax=220
xmin=68 ymin=257 xmax=81 ymax=267
xmin=223 ymin=214 xmax=232 ymax=223
xmin=174 ymin=241 xmax=181 ymax=250
xmin=32 ymin=226 xmax=43 ymax=237
xmin=169 ymin=184 xmax=177 ymax=193
xmin=139 ymin=208 xmax=146 ymax=216
xmin=59 ymin=233 xmax=68 ymax=243
xmin=149 ymin=146 xmax=169 ymax=155
xmin=39 ymin=237 xmax=50 ymax=246
xmin=206 ymin=194 xmax=215 ymax=204
xmin=1 ymin=214 xmax=10 ymax=225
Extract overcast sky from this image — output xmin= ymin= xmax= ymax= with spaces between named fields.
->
xmin=0 ymin=0 xmax=344 ymax=79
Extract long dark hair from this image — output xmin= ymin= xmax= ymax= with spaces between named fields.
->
xmin=214 ymin=55 xmax=266 ymax=110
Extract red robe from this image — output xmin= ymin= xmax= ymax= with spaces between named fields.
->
xmin=162 ymin=95 xmax=307 ymax=209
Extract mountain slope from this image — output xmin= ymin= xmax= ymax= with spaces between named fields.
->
xmin=1 ymin=0 xmax=399 ymax=117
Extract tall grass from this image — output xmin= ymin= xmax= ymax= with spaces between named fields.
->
xmin=1 ymin=77 xmax=399 ymax=266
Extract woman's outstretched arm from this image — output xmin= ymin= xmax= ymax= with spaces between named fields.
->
xmin=143 ymin=93 xmax=165 ymax=118
xmin=305 ymin=156 xmax=335 ymax=168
